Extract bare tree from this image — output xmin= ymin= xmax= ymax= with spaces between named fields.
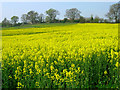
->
xmin=38 ymin=13 xmax=44 ymax=23
xmin=65 ymin=8 xmax=81 ymax=21
xmin=106 ymin=2 xmax=119 ymax=22
xmin=118 ymin=1 xmax=120 ymax=22
xmin=21 ymin=14 xmax=28 ymax=24
xmin=46 ymin=8 xmax=59 ymax=22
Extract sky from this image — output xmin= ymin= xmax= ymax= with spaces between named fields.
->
xmin=0 ymin=1 xmax=119 ymax=22
xmin=0 ymin=0 xmax=119 ymax=2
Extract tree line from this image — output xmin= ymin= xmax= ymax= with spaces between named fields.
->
xmin=1 ymin=2 xmax=120 ymax=27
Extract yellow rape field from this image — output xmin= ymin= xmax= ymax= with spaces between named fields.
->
xmin=2 ymin=23 xmax=120 ymax=88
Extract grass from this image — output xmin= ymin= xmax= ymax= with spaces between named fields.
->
xmin=2 ymin=23 xmax=75 ymax=30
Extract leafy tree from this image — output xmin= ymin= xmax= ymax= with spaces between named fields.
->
xmin=99 ymin=18 xmax=104 ymax=23
xmin=90 ymin=14 xmax=94 ymax=23
xmin=79 ymin=16 xmax=85 ymax=23
xmin=94 ymin=16 xmax=100 ymax=23
xmin=85 ymin=18 xmax=91 ymax=23
xmin=45 ymin=16 xmax=50 ymax=23
xmin=104 ymin=19 xmax=109 ymax=23
xmin=63 ymin=18 xmax=68 ymax=23
xmin=65 ymin=8 xmax=81 ymax=22
xmin=118 ymin=1 xmax=120 ymax=22
xmin=21 ymin=14 xmax=28 ymax=24
xmin=46 ymin=8 xmax=59 ymax=23
xmin=38 ymin=13 xmax=44 ymax=23
xmin=54 ymin=19 xmax=60 ymax=23
xmin=2 ymin=18 xmax=11 ymax=27
xmin=11 ymin=16 xmax=19 ymax=25
xmin=106 ymin=2 xmax=120 ymax=22
xmin=27 ymin=11 xmax=39 ymax=24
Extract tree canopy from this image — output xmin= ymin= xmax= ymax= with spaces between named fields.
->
xmin=21 ymin=14 xmax=28 ymax=24
xmin=27 ymin=11 xmax=39 ymax=24
xmin=11 ymin=16 xmax=19 ymax=25
xmin=46 ymin=8 xmax=59 ymax=22
xmin=106 ymin=2 xmax=120 ymax=22
xmin=65 ymin=8 xmax=81 ymax=21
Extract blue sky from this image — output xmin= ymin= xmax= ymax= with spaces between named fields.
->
xmin=1 ymin=2 xmax=118 ymax=22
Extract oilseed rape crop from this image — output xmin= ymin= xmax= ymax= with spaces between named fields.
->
xmin=2 ymin=23 xmax=120 ymax=88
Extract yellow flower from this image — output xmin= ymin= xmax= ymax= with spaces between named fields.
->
xmin=71 ymin=63 xmax=75 ymax=68
xmin=111 ymin=49 xmax=114 ymax=58
xmin=29 ymin=69 xmax=33 ymax=74
xmin=61 ymin=60 xmax=64 ymax=64
xmin=35 ymin=82 xmax=39 ymax=86
xmin=63 ymin=69 xmax=67 ymax=74
xmin=55 ymin=74 xmax=60 ymax=80
xmin=104 ymin=70 xmax=107 ymax=75
xmin=45 ymin=73 xmax=49 ymax=76
xmin=110 ymin=60 xmax=112 ymax=63
xmin=46 ymin=64 xmax=49 ymax=67
xmin=50 ymin=65 xmax=54 ymax=71
xmin=24 ymin=60 xmax=27 ymax=67
xmin=81 ymin=70 xmax=84 ymax=74
xmin=115 ymin=62 xmax=119 ymax=67
xmin=2 ymin=23 xmax=118 ymax=88
xmin=70 ymin=79 xmax=73 ymax=82
xmin=35 ymin=64 xmax=39 ymax=70
xmin=43 ymin=68 xmax=47 ymax=73
xmin=17 ymin=82 xmax=22 ymax=87
xmin=54 ymin=61 xmax=58 ymax=64
xmin=78 ymin=67 xmax=80 ymax=72
xmin=9 ymin=76 xmax=12 ymax=79
xmin=51 ymin=76 xmax=55 ymax=80
xmin=36 ymin=69 xmax=41 ymax=75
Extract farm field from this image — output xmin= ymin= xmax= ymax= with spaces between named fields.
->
xmin=2 ymin=23 xmax=120 ymax=88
